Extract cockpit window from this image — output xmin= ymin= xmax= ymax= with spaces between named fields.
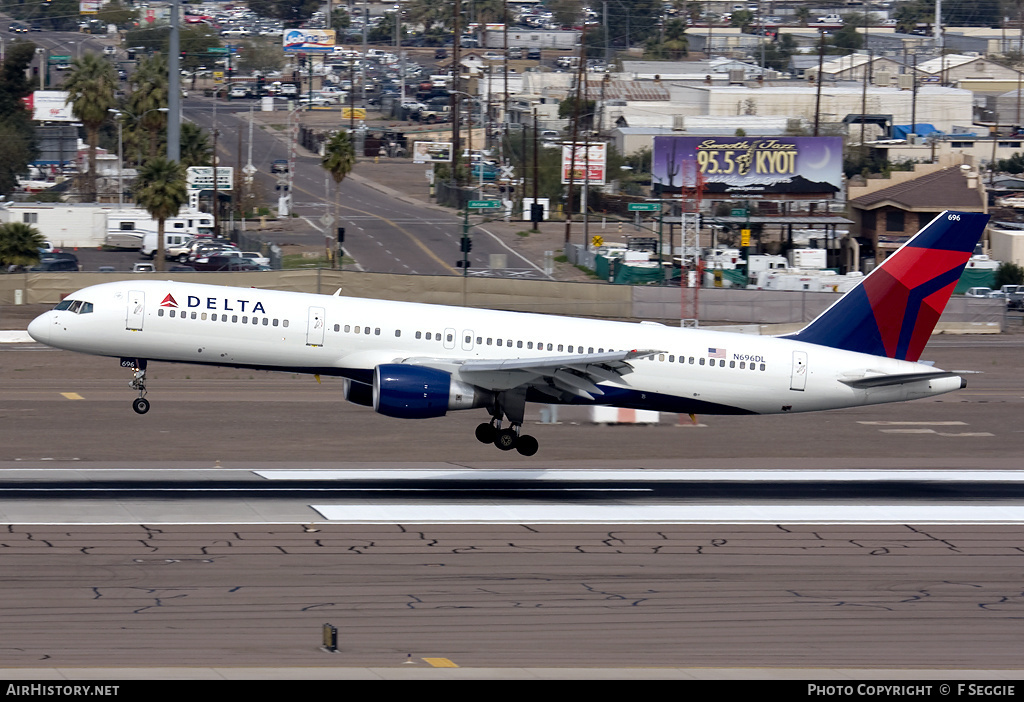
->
xmin=53 ymin=299 xmax=93 ymax=314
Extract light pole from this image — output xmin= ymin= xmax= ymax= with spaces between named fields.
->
xmin=108 ymin=107 xmax=169 ymax=207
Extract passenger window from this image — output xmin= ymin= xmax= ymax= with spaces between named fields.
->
xmin=273 ymin=319 xmax=279 ymax=327
xmin=425 ymin=332 xmax=431 ymax=340
xmin=527 ymin=342 xmax=533 ymax=349
xmin=699 ymin=358 xmax=705 ymax=366
xmin=232 ymin=315 xmax=238 ymax=323
xmin=496 ymin=339 xmax=502 ymax=346
xmin=517 ymin=340 xmax=523 ymax=348
xmin=334 ymin=324 xmax=340 ymax=332
xmin=262 ymin=318 xmax=269 ymax=326
xmin=364 ymin=327 xmax=370 ymax=335
xmin=158 ymin=308 xmax=164 ymax=317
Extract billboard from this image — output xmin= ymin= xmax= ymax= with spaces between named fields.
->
xmin=30 ymin=91 xmax=75 ymax=122
xmin=561 ymin=142 xmax=606 ymax=185
xmin=412 ymin=141 xmax=453 ymax=163
xmin=283 ymin=29 xmax=336 ymax=53
xmin=652 ymin=136 xmax=843 ymax=197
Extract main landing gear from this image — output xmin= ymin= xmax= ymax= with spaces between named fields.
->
xmin=124 ymin=358 xmax=150 ymax=414
xmin=474 ymin=389 xmax=539 ymax=456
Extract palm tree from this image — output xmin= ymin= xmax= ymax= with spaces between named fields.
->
xmin=128 ymin=54 xmax=169 ymax=160
xmin=0 ymin=221 xmax=44 ymax=270
xmin=63 ymin=52 xmax=117 ymax=202
xmin=321 ymin=131 xmax=356 ymax=268
xmin=134 ymin=157 xmax=187 ymax=272
xmin=179 ymin=122 xmax=211 ymax=169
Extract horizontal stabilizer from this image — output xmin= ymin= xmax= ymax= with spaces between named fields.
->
xmin=839 ymin=370 xmax=963 ymax=389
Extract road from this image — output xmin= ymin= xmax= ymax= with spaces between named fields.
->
xmin=183 ymin=97 xmax=549 ymax=278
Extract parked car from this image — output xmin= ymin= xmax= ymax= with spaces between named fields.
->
xmin=192 ymin=255 xmax=261 ymax=272
xmin=238 ymin=252 xmax=270 ymax=267
xmin=29 ymin=259 xmax=79 ymax=272
xmin=132 ymin=262 xmax=155 ymax=273
xmin=964 ymin=287 xmax=993 ymax=298
xmin=1006 ymin=291 xmax=1024 ymax=310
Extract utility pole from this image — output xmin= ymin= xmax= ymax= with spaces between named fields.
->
xmin=167 ymin=0 xmax=180 ymax=162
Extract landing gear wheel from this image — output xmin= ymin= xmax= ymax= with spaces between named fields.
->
xmin=475 ymin=422 xmax=497 ymax=444
xmin=132 ymin=397 xmax=150 ymax=414
xmin=516 ymin=435 xmax=539 ymax=456
xmin=494 ymin=428 xmax=518 ymax=451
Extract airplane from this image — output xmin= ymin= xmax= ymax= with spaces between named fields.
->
xmin=27 ymin=210 xmax=989 ymax=457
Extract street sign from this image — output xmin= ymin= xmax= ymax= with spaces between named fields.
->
xmin=467 ymin=200 xmax=500 ymax=208
xmin=731 ymin=208 xmax=748 ymax=217
xmin=628 ymin=203 xmax=660 ymax=212
xmin=48 ymin=55 xmax=70 ymax=63
xmin=207 ymin=47 xmax=229 ymax=54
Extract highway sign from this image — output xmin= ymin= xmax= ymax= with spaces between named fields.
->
xmin=731 ymin=208 xmax=748 ymax=217
xmin=628 ymin=203 xmax=660 ymax=212
xmin=468 ymin=200 xmax=500 ymax=208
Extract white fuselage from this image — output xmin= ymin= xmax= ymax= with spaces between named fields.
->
xmin=27 ymin=280 xmax=964 ymax=416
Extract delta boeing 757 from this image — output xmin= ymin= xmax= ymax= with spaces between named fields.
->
xmin=27 ymin=211 xmax=989 ymax=456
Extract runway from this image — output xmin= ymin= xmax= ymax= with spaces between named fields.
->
xmin=5 ymin=464 xmax=1024 ymax=525
xmin=2 ymin=338 xmax=1024 ymax=676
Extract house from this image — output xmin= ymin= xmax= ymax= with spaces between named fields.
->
xmin=848 ymin=159 xmax=987 ymax=258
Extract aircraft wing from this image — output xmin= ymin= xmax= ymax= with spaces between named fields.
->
xmin=404 ymin=349 xmax=662 ymax=401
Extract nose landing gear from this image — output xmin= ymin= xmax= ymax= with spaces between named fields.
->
xmin=123 ymin=358 xmax=149 ymax=414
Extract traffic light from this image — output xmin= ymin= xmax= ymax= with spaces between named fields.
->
xmin=298 ymin=52 xmax=306 ymax=68
xmin=337 ymin=227 xmax=345 ymax=244
xmin=460 ymin=237 xmax=472 ymax=253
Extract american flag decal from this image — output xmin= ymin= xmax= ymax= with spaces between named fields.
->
xmin=708 ymin=347 xmax=725 ymax=359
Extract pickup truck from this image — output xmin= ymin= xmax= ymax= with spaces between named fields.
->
xmin=816 ymin=14 xmax=843 ymax=24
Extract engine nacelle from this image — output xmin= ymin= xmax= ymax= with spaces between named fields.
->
xmin=342 ymin=378 xmax=374 ymax=407
xmin=373 ymin=364 xmax=489 ymax=419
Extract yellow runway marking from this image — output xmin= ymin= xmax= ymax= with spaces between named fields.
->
xmin=60 ymin=393 xmax=84 ymax=400
xmin=422 ymin=658 xmax=458 ymax=668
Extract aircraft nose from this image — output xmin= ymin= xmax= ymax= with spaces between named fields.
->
xmin=27 ymin=313 xmax=50 ymax=344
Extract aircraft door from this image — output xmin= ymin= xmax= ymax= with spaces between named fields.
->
xmin=790 ymin=350 xmax=808 ymax=391
xmin=126 ymin=290 xmax=145 ymax=331
xmin=306 ymin=306 xmax=325 ymax=347
xmin=443 ymin=327 xmax=456 ymax=350
xmin=461 ymin=329 xmax=475 ymax=351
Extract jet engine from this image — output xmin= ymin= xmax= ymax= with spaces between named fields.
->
xmin=373 ymin=364 xmax=490 ymax=419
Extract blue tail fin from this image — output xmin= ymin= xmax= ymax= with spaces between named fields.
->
xmin=783 ymin=211 xmax=989 ymax=361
